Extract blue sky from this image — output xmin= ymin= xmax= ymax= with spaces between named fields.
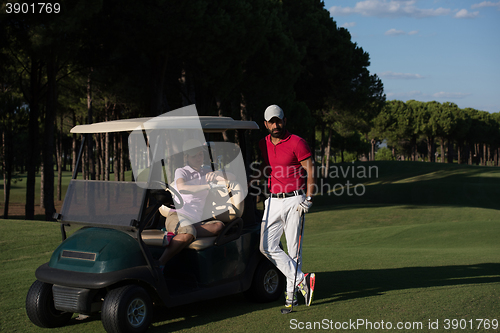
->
xmin=322 ymin=0 xmax=500 ymax=112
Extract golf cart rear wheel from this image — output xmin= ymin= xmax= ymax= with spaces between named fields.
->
xmin=101 ymin=285 xmax=153 ymax=333
xmin=25 ymin=280 xmax=73 ymax=328
xmin=245 ymin=259 xmax=284 ymax=302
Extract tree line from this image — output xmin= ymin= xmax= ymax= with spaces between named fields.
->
xmin=370 ymin=100 xmax=500 ymax=165
xmin=1 ymin=0 xmax=385 ymax=220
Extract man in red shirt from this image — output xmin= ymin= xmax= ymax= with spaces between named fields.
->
xmin=253 ymin=105 xmax=316 ymax=309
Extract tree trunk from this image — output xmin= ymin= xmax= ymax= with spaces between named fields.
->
xmin=494 ymin=146 xmax=498 ymax=167
xmin=96 ymin=133 xmax=102 ymax=180
xmin=120 ymin=134 xmax=125 ymax=181
xmin=482 ymin=143 xmax=486 ymax=166
xmin=112 ymin=104 xmax=119 ymax=181
xmin=475 ymin=143 xmax=478 ymax=165
xmin=440 ymin=138 xmax=445 ymax=163
xmin=72 ymin=111 xmax=77 ymax=174
xmin=87 ymin=68 xmax=95 ymax=180
xmin=56 ymin=112 xmax=63 ymax=201
xmin=26 ymin=59 xmax=41 ymax=220
xmin=116 ymin=115 xmax=121 ymax=181
xmin=63 ymin=136 xmax=68 ymax=172
xmin=370 ymin=138 xmax=376 ymax=161
xmin=320 ymin=123 xmax=325 ymax=159
xmin=466 ymin=143 xmax=471 ymax=165
xmin=101 ymin=133 xmax=105 ymax=180
xmin=477 ymin=144 xmax=481 ymax=165
xmin=447 ymin=139 xmax=454 ymax=163
xmin=320 ymin=126 xmax=326 ymax=177
xmin=457 ymin=142 xmax=462 ymax=164
xmin=411 ymin=137 xmax=417 ymax=161
xmin=113 ymin=133 xmax=119 ymax=181
xmin=3 ymin=131 xmax=12 ymax=219
xmin=487 ymin=144 xmax=490 ymax=166
xmin=104 ymin=119 xmax=110 ymax=181
xmin=427 ymin=136 xmax=434 ymax=162
xmin=43 ymin=53 xmax=57 ymax=221
xmin=40 ymin=160 xmax=44 ymax=209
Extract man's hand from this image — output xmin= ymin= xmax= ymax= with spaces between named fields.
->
xmin=208 ymin=182 xmax=227 ymax=192
xmin=296 ymin=198 xmax=312 ymax=215
xmin=205 ymin=171 xmax=219 ymax=183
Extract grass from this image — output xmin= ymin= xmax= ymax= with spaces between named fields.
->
xmin=1 ymin=161 xmax=500 ymax=332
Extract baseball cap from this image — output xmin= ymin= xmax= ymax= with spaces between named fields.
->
xmin=264 ymin=105 xmax=284 ymax=121
xmin=182 ymin=139 xmax=205 ymax=156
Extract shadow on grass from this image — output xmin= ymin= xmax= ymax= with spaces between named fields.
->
xmin=77 ymin=264 xmax=500 ymax=331
xmin=44 ymin=293 xmax=281 ymax=332
xmin=145 ymin=263 xmax=500 ymax=331
xmin=314 ymin=162 xmax=500 ymax=212
xmin=38 ymin=264 xmax=500 ymax=332
xmin=314 ymin=263 xmax=500 ymax=304
xmin=149 ymin=293 xmax=282 ymax=332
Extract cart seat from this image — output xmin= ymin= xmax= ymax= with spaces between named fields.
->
xmin=141 ymin=217 xmax=243 ymax=250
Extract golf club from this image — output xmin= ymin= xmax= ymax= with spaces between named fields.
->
xmin=281 ymin=212 xmax=305 ymax=314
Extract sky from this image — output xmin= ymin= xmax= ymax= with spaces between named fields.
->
xmin=322 ymin=0 xmax=500 ymax=113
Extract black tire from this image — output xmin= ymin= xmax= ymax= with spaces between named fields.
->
xmin=25 ymin=280 xmax=73 ymax=328
xmin=101 ymin=285 xmax=153 ymax=333
xmin=245 ymin=258 xmax=285 ymax=302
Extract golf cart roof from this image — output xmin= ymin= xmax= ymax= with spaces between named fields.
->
xmin=70 ymin=116 xmax=259 ymax=134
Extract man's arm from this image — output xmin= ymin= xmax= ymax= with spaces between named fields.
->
xmin=176 ymin=178 xmax=210 ymax=194
xmin=206 ymin=170 xmax=236 ymax=183
xmin=300 ymin=157 xmax=316 ymax=199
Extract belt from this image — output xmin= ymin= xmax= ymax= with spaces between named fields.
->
xmin=270 ymin=189 xmax=304 ymax=198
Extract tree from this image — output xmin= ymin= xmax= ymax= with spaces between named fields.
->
xmin=0 ymin=93 xmax=28 ymax=218
xmin=375 ymin=100 xmax=416 ymax=160
xmin=410 ymin=100 xmax=434 ymax=162
xmin=375 ymin=147 xmax=394 ymax=161
xmin=1 ymin=11 xmax=45 ymax=219
xmin=438 ymin=102 xmax=458 ymax=163
xmin=450 ymin=107 xmax=471 ymax=164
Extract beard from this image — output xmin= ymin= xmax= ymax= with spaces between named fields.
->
xmin=268 ymin=126 xmax=285 ymax=138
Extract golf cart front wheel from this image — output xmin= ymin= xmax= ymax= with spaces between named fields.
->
xmin=25 ymin=280 xmax=73 ymax=328
xmin=245 ymin=258 xmax=285 ymax=302
xmin=101 ymin=285 xmax=153 ymax=333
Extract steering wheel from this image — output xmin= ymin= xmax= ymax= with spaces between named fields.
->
xmin=149 ymin=181 xmax=184 ymax=209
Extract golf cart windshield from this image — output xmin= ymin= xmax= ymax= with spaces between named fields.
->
xmin=60 ymin=180 xmax=146 ymax=228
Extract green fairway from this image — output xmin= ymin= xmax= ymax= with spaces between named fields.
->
xmin=1 ymin=161 xmax=500 ymax=332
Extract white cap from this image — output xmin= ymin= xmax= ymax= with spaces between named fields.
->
xmin=264 ymin=105 xmax=284 ymax=121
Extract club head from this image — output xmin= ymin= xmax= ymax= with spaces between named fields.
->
xmin=281 ymin=308 xmax=292 ymax=314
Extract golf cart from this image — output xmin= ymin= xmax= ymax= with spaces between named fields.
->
xmin=26 ymin=106 xmax=284 ymax=333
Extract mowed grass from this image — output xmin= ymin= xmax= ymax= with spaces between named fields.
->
xmin=1 ymin=161 xmax=500 ymax=332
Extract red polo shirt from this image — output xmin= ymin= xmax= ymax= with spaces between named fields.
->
xmin=259 ymin=131 xmax=312 ymax=194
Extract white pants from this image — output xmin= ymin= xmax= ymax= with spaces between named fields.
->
xmin=260 ymin=194 xmax=305 ymax=294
